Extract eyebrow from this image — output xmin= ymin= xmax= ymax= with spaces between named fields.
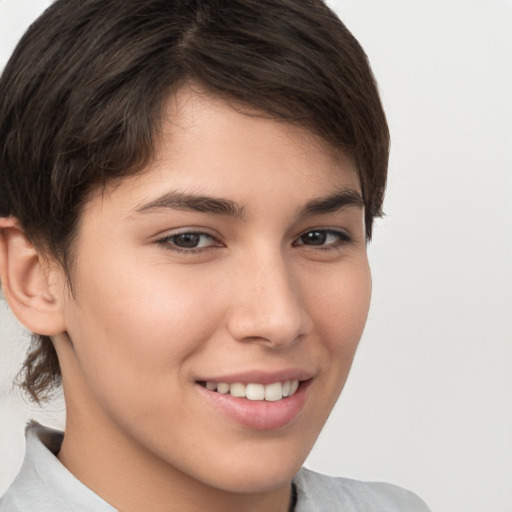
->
xmin=133 ymin=187 xmax=363 ymax=219
xmin=134 ymin=192 xmax=245 ymax=219
xmin=299 ymin=188 xmax=364 ymax=217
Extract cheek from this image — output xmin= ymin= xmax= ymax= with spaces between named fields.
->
xmin=308 ymin=259 xmax=371 ymax=351
xmin=64 ymin=259 xmax=221 ymax=398
xmin=304 ymin=258 xmax=371 ymax=408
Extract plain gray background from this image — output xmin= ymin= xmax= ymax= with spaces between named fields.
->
xmin=1 ymin=1 xmax=511 ymax=511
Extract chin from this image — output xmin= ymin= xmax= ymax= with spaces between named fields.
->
xmin=204 ymin=461 xmax=301 ymax=495
xmin=183 ymin=437 xmax=312 ymax=495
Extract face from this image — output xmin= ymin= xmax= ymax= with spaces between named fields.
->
xmin=53 ymin=86 xmax=372 ymax=500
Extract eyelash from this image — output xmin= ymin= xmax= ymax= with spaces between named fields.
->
xmin=156 ymin=231 xmax=220 ymax=254
xmin=293 ymin=229 xmax=353 ymax=249
xmin=156 ymin=228 xmax=353 ymax=254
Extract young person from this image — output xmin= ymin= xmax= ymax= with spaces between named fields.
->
xmin=0 ymin=0 xmax=430 ymax=510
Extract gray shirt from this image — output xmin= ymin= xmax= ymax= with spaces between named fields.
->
xmin=1 ymin=424 xmax=430 ymax=511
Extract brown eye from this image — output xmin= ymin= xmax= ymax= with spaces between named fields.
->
xmin=157 ymin=231 xmax=219 ymax=252
xmin=172 ymin=233 xmax=202 ymax=248
xmin=294 ymin=229 xmax=352 ymax=248
xmin=300 ymin=231 xmax=327 ymax=245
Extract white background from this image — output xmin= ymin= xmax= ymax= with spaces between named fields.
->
xmin=1 ymin=1 xmax=511 ymax=511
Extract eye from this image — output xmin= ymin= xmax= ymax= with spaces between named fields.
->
xmin=157 ymin=231 xmax=220 ymax=252
xmin=294 ymin=229 xmax=352 ymax=248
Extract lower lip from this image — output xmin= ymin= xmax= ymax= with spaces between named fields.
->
xmin=196 ymin=381 xmax=310 ymax=431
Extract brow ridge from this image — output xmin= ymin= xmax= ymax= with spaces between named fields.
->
xmin=299 ymin=188 xmax=364 ymax=217
xmin=134 ymin=188 xmax=363 ymax=220
xmin=134 ymin=192 xmax=245 ymax=219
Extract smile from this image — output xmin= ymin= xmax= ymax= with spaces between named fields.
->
xmin=201 ymin=380 xmax=300 ymax=401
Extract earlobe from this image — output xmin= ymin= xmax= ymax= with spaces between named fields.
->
xmin=0 ymin=217 xmax=66 ymax=336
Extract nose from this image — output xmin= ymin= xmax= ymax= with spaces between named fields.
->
xmin=226 ymin=250 xmax=313 ymax=348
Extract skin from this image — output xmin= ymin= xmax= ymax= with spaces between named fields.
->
xmin=1 ymin=86 xmax=372 ymax=512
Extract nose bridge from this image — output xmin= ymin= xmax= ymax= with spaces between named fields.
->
xmin=227 ymin=245 xmax=312 ymax=347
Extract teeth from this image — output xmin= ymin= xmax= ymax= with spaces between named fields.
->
xmin=245 ymin=383 xmax=265 ymax=400
xmin=206 ymin=381 xmax=217 ymax=391
xmin=264 ymin=382 xmax=283 ymax=402
xmin=204 ymin=380 xmax=300 ymax=401
xmin=217 ymin=382 xmax=230 ymax=394
xmin=229 ymin=382 xmax=245 ymax=398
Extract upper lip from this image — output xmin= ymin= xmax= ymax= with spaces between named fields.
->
xmin=196 ymin=368 xmax=314 ymax=385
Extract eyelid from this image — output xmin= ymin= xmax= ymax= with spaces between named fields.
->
xmin=154 ymin=227 xmax=353 ymax=254
xmin=154 ymin=226 xmax=218 ymax=240
xmin=293 ymin=228 xmax=353 ymax=247
xmin=155 ymin=228 xmax=223 ymax=253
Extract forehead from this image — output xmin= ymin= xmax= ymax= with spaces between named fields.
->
xmin=86 ymin=85 xmax=360 ymax=218
xmin=161 ymin=85 xmax=352 ymax=165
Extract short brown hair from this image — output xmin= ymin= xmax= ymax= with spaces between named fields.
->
xmin=0 ymin=0 xmax=389 ymax=401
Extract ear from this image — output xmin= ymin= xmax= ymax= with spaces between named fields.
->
xmin=0 ymin=217 xmax=67 ymax=336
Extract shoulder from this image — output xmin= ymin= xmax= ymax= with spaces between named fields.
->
xmin=293 ymin=468 xmax=431 ymax=512
xmin=0 ymin=423 xmax=116 ymax=512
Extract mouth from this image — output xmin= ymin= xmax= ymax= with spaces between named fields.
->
xmin=197 ymin=380 xmax=300 ymax=402
xmin=196 ymin=378 xmax=310 ymax=430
